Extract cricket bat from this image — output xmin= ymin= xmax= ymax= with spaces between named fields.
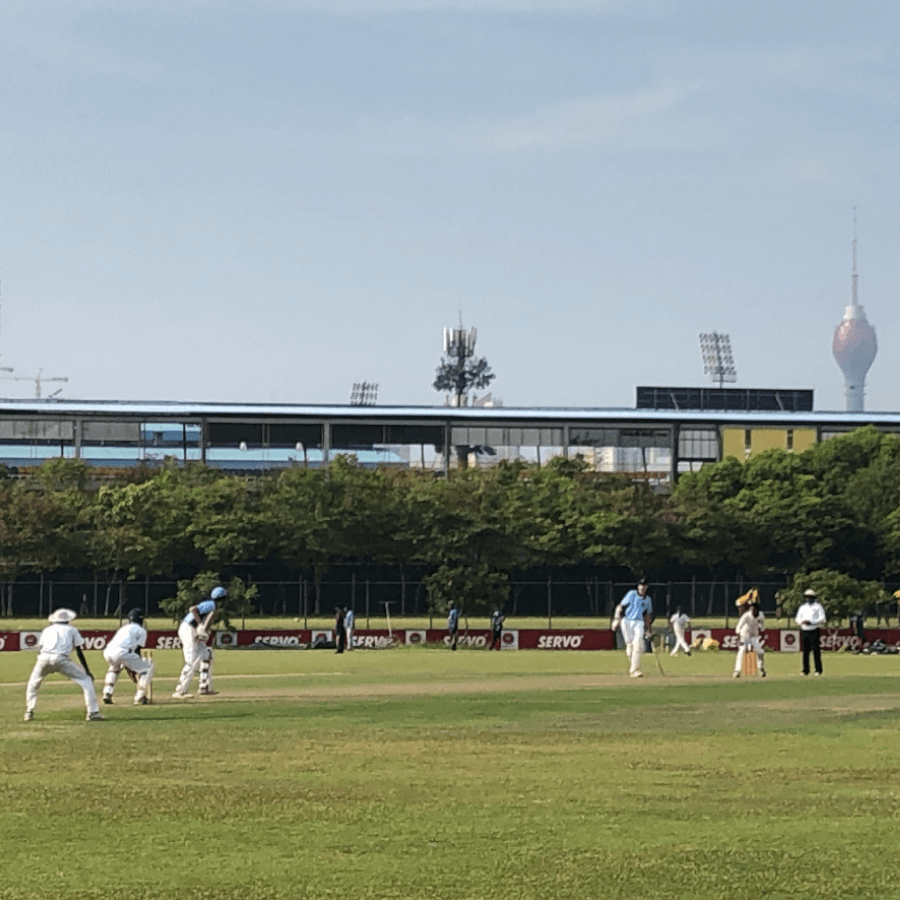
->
xmin=741 ymin=643 xmax=758 ymax=676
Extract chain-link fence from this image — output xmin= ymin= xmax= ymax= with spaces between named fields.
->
xmin=0 ymin=573 xmax=807 ymax=622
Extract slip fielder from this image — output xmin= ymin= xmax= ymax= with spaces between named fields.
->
xmin=24 ymin=608 xmax=104 ymax=721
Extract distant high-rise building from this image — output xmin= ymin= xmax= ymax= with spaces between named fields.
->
xmin=832 ymin=215 xmax=876 ymax=412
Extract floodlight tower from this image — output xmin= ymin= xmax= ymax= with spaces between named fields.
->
xmin=349 ymin=382 xmax=378 ymax=406
xmin=699 ymin=332 xmax=737 ymax=389
xmin=833 ymin=211 xmax=877 ymax=412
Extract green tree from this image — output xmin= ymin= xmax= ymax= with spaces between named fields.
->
xmin=779 ymin=569 xmax=886 ymax=624
xmin=159 ymin=573 xmax=257 ymax=628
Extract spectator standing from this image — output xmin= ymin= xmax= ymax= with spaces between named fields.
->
xmin=447 ymin=601 xmax=460 ymax=651
xmin=334 ymin=605 xmax=347 ymax=654
xmin=849 ymin=610 xmax=866 ymax=653
xmin=344 ymin=606 xmax=355 ymax=651
xmin=488 ymin=608 xmax=504 ymax=651
xmin=795 ymin=588 xmax=826 ymax=676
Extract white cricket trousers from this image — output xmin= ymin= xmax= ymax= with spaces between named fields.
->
xmin=175 ymin=622 xmax=213 ymax=694
xmin=620 ymin=619 xmax=646 ymax=674
xmin=734 ymin=639 xmax=765 ymax=674
xmin=103 ymin=649 xmax=155 ymax=703
xmin=26 ymin=653 xmax=100 ymax=714
xmin=671 ymin=629 xmax=691 ymax=656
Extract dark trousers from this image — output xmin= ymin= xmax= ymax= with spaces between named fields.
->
xmin=801 ymin=628 xmax=822 ymax=674
xmin=489 ymin=631 xmax=502 ymax=650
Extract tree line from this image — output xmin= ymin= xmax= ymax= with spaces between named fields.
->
xmin=0 ymin=426 xmax=897 ymax=620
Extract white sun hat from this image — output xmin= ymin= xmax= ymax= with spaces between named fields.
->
xmin=48 ymin=608 xmax=77 ymax=624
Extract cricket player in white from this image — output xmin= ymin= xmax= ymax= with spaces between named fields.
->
xmin=173 ymin=586 xmax=224 ymax=698
xmin=102 ymin=608 xmax=154 ymax=705
xmin=669 ymin=606 xmax=692 ymax=656
xmin=612 ymin=579 xmax=653 ymax=678
xmin=25 ymin=608 xmax=104 ymax=721
xmin=733 ymin=603 xmax=766 ymax=678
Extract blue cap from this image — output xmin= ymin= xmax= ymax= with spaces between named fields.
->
xmin=211 ymin=586 xmax=227 ymax=601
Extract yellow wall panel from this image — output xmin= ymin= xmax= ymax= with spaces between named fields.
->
xmin=751 ymin=429 xmax=786 ymax=453
xmin=722 ymin=428 xmax=746 ymax=460
xmin=791 ymin=428 xmax=817 ymax=452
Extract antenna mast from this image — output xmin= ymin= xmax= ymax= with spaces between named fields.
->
xmin=851 ymin=206 xmax=859 ymax=307
xmin=0 ymin=277 xmax=11 ymax=374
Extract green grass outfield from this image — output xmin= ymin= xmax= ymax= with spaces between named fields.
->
xmin=1 ymin=645 xmax=899 ymax=900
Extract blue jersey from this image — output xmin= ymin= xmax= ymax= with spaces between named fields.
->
xmin=182 ymin=599 xmax=216 ymax=626
xmin=620 ymin=589 xmax=652 ymax=621
xmin=448 ymin=608 xmax=460 ymax=630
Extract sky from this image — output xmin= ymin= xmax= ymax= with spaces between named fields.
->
xmin=0 ymin=0 xmax=897 ymax=411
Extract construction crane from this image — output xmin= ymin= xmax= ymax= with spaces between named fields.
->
xmin=1 ymin=369 xmax=69 ymax=399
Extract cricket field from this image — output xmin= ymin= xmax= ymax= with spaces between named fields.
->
xmin=1 ymin=645 xmax=898 ymax=900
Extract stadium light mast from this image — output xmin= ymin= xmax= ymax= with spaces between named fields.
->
xmin=350 ymin=382 xmax=378 ymax=406
xmin=699 ymin=332 xmax=737 ymax=389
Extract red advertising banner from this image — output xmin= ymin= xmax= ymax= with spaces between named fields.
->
xmin=0 ymin=632 xmax=19 ymax=651
xmin=4 ymin=627 xmax=896 ymax=652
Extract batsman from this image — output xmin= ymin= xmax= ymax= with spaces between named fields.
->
xmin=611 ymin=578 xmax=653 ymax=678
xmin=733 ymin=599 xmax=766 ymax=678
xmin=173 ymin=586 xmax=225 ymax=698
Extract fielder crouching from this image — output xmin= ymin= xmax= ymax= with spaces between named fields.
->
xmin=173 ymin=586 xmax=225 ymax=699
xmin=102 ymin=608 xmax=154 ymax=705
xmin=733 ymin=601 xmax=766 ymax=678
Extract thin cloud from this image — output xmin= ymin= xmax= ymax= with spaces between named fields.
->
xmin=486 ymin=85 xmax=696 ymax=151
xmin=22 ymin=0 xmax=651 ymax=13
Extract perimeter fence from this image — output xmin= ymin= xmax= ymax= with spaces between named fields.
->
xmin=0 ymin=574 xmax=853 ymax=625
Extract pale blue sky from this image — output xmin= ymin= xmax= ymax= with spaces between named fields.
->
xmin=1 ymin=1 xmax=897 ymax=410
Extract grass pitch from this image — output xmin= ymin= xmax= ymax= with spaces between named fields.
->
xmin=1 ymin=646 xmax=899 ymax=900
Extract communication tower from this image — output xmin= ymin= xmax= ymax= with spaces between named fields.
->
xmin=832 ymin=210 xmax=877 ymax=412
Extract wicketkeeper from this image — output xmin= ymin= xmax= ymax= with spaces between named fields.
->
xmin=173 ymin=586 xmax=224 ymax=698
xmin=102 ymin=608 xmax=155 ymax=705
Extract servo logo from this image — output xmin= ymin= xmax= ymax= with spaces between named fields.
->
xmin=537 ymin=634 xmax=584 ymax=649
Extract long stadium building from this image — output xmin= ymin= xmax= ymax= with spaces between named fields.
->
xmin=0 ymin=387 xmax=897 ymax=482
